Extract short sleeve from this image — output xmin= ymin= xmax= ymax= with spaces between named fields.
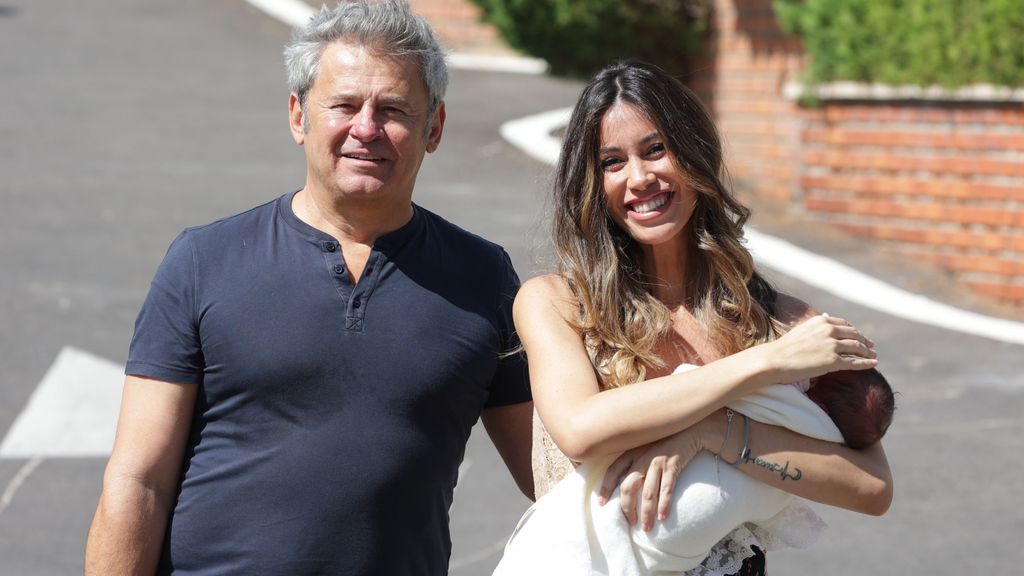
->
xmin=483 ymin=249 xmax=530 ymax=408
xmin=125 ymin=231 xmax=205 ymax=385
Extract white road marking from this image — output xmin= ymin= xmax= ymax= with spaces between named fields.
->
xmin=500 ymin=107 xmax=1024 ymax=346
xmin=0 ymin=456 xmax=43 ymax=517
xmin=744 ymin=229 xmax=1024 ymax=345
xmin=243 ymin=0 xmax=547 ymax=74
xmin=243 ymin=0 xmax=315 ymax=27
xmin=499 ymin=106 xmax=572 ymax=165
xmin=0 ymin=346 xmax=123 ymax=458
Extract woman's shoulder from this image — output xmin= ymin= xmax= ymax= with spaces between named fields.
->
xmin=773 ymin=292 xmax=818 ymax=327
xmin=515 ymin=274 xmax=579 ymax=321
xmin=520 ymin=272 xmax=577 ymax=301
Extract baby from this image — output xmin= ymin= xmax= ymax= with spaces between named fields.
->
xmin=494 ymin=367 xmax=895 ymax=576
xmin=806 ymin=368 xmax=894 ymax=449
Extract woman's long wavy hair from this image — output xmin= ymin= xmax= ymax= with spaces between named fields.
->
xmin=553 ymin=60 xmax=784 ymax=388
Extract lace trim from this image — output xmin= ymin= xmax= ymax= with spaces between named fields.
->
xmin=532 ymin=410 xmax=578 ymax=499
xmin=682 ymin=526 xmax=764 ymax=576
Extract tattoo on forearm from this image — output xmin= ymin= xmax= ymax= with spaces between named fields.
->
xmin=743 ymin=454 xmax=802 ymax=481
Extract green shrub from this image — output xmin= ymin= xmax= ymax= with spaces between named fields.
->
xmin=774 ymin=0 xmax=1024 ymax=88
xmin=469 ymin=0 xmax=710 ymax=77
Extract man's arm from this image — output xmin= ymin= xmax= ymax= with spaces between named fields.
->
xmin=481 ymin=401 xmax=535 ymax=501
xmin=85 ymin=375 xmax=197 ymax=574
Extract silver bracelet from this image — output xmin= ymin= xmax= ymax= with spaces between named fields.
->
xmin=720 ymin=414 xmax=750 ymax=467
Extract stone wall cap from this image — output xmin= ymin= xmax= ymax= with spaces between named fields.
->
xmin=783 ymin=81 xmax=1024 ymax=103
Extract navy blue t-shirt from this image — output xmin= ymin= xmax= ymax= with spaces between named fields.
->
xmin=126 ymin=192 xmax=530 ymax=575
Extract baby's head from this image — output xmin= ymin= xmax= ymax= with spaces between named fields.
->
xmin=807 ymin=368 xmax=895 ymax=449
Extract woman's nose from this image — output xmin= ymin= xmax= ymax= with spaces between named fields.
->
xmin=626 ymin=160 xmax=656 ymax=190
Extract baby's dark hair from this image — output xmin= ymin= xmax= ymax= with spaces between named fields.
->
xmin=806 ymin=368 xmax=895 ymax=449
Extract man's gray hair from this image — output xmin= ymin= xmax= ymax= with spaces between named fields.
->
xmin=284 ymin=0 xmax=448 ymax=122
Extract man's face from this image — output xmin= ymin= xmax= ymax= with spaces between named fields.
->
xmin=290 ymin=42 xmax=444 ymax=207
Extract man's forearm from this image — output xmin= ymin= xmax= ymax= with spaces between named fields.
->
xmin=85 ymin=482 xmax=170 ymax=575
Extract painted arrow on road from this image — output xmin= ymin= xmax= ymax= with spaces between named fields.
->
xmin=0 ymin=346 xmax=123 ymax=458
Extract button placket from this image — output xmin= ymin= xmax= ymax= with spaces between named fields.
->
xmin=320 ymin=239 xmax=353 ymax=318
xmin=345 ymin=251 xmax=385 ymax=332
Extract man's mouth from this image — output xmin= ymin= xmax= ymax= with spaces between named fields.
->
xmin=342 ymin=152 xmax=386 ymax=161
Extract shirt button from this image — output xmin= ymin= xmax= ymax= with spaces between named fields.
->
xmin=353 ymin=299 xmax=361 ymax=309
xmin=333 ymin=264 xmax=344 ymax=275
xmin=324 ymin=242 xmax=337 ymax=252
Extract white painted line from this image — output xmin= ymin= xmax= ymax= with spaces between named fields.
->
xmin=0 ymin=347 xmax=124 ymax=458
xmin=0 ymin=456 xmax=43 ymax=516
xmin=499 ymin=106 xmax=571 ymax=165
xmin=244 ymin=0 xmax=315 ymax=28
xmin=448 ymin=52 xmax=547 ymax=75
xmin=499 ymin=108 xmax=1024 ymax=346
xmin=744 ymin=229 xmax=1024 ymax=345
xmin=243 ymin=0 xmax=547 ymax=74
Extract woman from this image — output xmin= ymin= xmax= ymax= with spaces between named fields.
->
xmin=510 ymin=60 xmax=892 ymax=575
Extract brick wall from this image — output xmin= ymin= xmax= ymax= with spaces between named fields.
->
xmin=407 ymin=0 xmax=503 ymax=52
xmin=694 ymin=0 xmax=1024 ymax=307
xmin=799 ymin=103 xmax=1024 ymax=305
xmin=691 ymin=0 xmax=806 ymax=202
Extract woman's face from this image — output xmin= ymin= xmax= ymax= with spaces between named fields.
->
xmin=598 ymin=102 xmax=697 ymax=248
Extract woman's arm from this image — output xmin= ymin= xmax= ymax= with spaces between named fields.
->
xmin=515 ymin=275 xmax=877 ymax=462
xmin=600 ymin=412 xmax=893 ymax=530
xmin=708 ymin=411 xmax=893 ymax=514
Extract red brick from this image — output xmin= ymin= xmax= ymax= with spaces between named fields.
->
xmin=800 ymin=175 xmax=1024 ymax=202
xmin=803 ymin=150 xmax=1024 ymax=178
xmin=967 ymin=281 xmax=1024 ymax=303
xmin=830 ymin=223 xmax=1014 ymax=252
xmin=803 ymin=128 xmax=1024 ymax=151
xmin=924 ymin=253 xmax=1024 ymax=277
xmin=804 ymin=197 xmax=1018 ymax=227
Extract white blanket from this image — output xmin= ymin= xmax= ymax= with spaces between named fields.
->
xmin=493 ymin=365 xmax=844 ymax=576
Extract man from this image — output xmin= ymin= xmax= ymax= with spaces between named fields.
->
xmin=85 ymin=1 xmax=533 ymax=573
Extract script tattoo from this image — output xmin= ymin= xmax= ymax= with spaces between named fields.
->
xmin=744 ymin=454 xmax=802 ymax=481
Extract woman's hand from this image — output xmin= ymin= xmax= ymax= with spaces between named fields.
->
xmin=598 ymin=425 xmax=706 ymax=531
xmin=764 ymin=313 xmax=877 ymax=384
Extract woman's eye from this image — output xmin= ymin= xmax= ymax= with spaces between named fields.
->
xmin=647 ymin=143 xmax=665 ymax=155
xmin=600 ymin=158 xmax=623 ymax=171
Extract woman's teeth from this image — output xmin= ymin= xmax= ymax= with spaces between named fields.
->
xmin=632 ymin=194 xmax=668 ymax=214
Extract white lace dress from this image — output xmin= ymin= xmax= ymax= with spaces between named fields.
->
xmin=531 ymin=412 xmax=784 ymax=576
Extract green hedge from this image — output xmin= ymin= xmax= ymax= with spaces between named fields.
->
xmin=774 ymin=0 xmax=1024 ymax=88
xmin=469 ymin=0 xmax=709 ymax=77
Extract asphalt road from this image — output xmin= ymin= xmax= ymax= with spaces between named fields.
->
xmin=2 ymin=1 xmax=1022 ymax=574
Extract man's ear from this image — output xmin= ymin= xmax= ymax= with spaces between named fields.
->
xmin=288 ymin=92 xmax=305 ymax=145
xmin=425 ymin=101 xmax=445 ymax=153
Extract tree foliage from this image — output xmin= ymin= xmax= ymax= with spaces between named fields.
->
xmin=470 ymin=0 xmax=710 ymax=77
xmin=774 ymin=0 xmax=1024 ymax=87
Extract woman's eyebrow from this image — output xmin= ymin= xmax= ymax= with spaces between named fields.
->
xmin=599 ymin=132 xmax=660 ymax=154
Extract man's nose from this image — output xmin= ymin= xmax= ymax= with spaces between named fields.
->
xmin=350 ymin=106 xmax=382 ymax=141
